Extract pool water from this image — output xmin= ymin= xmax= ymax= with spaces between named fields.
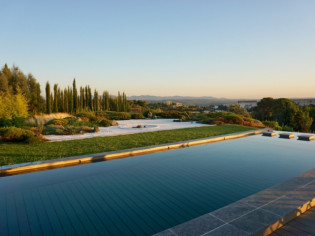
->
xmin=1 ymin=134 xmax=315 ymax=235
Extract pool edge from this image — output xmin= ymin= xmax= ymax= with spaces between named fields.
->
xmin=0 ymin=128 xmax=267 ymax=177
xmin=154 ymin=169 xmax=315 ymax=236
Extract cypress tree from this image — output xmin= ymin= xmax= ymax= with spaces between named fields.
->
xmin=88 ymin=86 xmax=92 ymax=110
xmin=84 ymin=86 xmax=88 ymax=109
xmin=72 ymin=79 xmax=78 ymax=113
xmin=36 ymin=83 xmax=42 ymax=113
xmin=93 ymin=90 xmax=99 ymax=111
xmin=27 ymin=74 xmax=38 ymax=114
xmin=45 ymin=82 xmax=51 ymax=114
xmin=104 ymin=91 xmax=109 ymax=111
xmin=69 ymin=87 xmax=73 ymax=114
xmin=53 ymin=84 xmax=58 ymax=113
xmin=64 ymin=88 xmax=68 ymax=113
xmin=60 ymin=90 xmax=64 ymax=112
xmin=80 ymin=87 xmax=84 ymax=111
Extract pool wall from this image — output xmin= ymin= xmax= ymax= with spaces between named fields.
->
xmin=0 ymin=129 xmax=267 ymax=176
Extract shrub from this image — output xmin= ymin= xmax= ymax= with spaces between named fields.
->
xmin=104 ymin=112 xmax=131 ymax=120
xmin=94 ymin=126 xmax=100 ymax=133
xmin=25 ymin=135 xmax=46 ymax=144
xmin=281 ymin=125 xmax=294 ymax=132
xmin=25 ymin=113 xmax=71 ymax=127
xmin=159 ymin=111 xmax=182 ymax=119
xmin=1 ymin=127 xmax=35 ymax=143
xmin=263 ymin=121 xmax=281 ymax=130
xmin=223 ymin=114 xmax=244 ymax=125
xmin=81 ymin=126 xmax=94 ymax=133
xmin=43 ymin=124 xmax=96 ymax=135
xmin=76 ymin=112 xmax=98 ymax=121
xmin=46 ymin=118 xmax=69 ymax=126
xmin=131 ymin=113 xmax=145 ymax=119
xmin=0 ymin=117 xmax=25 ymax=128
xmin=99 ymin=118 xmax=111 ymax=127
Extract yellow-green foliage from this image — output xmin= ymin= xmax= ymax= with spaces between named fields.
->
xmin=0 ymin=92 xmax=28 ymax=120
xmin=25 ymin=113 xmax=71 ymax=126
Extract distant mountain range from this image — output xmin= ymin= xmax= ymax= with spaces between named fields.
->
xmin=127 ymin=95 xmax=238 ymax=106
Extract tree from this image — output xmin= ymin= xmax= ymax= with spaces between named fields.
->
xmin=0 ymin=73 xmax=9 ymax=93
xmin=53 ymin=84 xmax=58 ymax=113
xmin=45 ymin=82 xmax=52 ymax=114
xmin=73 ymin=79 xmax=78 ymax=113
xmin=93 ymin=90 xmax=99 ymax=111
xmin=253 ymin=97 xmax=274 ymax=121
xmin=229 ymin=104 xmax=250 ymax=118
xmin=293 ymin=108 xmax=313 ymax=132
xmin=80 ymin=87 xmax=84 ymax=111
xmin=0 ymin=92 xmax=28 ymax=126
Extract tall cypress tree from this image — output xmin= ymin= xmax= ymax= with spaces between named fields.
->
xmin=69 ymin=87 xmax=73 ymax=114
xmin=84 ymin=86 xmax=88 ymax=109
xmin=64 ymin=88 xmax=68 ymax=113
xmin=88 ymin=86 xmax=92 ymax=110
xmin=80 ymin=87 xmax=84 ymax=111
xmin=104 ymin=91 xmax=109 ymax=111
xmin=45 ymin=82 xmax=51 ymax=114
xmin=53 ymin=84 xmax=58 ymax=113
xmin=93 ymin=90 xmax=99 ymax=111
xmin=73 ymin=79 xmax=78 ymax=113
xmin=36 ymin=83 xmax=42 ymax=113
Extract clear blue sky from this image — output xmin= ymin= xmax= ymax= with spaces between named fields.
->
xmin=1 ymin=0 xmax=315 ymax=99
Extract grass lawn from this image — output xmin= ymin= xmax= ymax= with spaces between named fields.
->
xmin=0 ymin=125 xmax=256 ymax=166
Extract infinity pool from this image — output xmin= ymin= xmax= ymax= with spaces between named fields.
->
xmin=1 ymin=133 xmax=315 ymax=235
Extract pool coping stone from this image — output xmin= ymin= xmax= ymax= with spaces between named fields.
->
xmin=154 ymin=168 xmax=315 ymax=236
xmin=0 ymin=128 xmax=268 ymax=176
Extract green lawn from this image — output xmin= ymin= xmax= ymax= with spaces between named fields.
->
xmin=0 ymin=125 xmax=256 ymax=166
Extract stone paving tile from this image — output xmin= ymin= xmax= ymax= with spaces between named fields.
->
xmin=240 ymin=189 xmax=285 ymax=208
xmin=203 ymin=224 xmax=251 ymax=236
xmin=229 ymin=208 xmax=280 ymax=234
xmin=261 ymin=196 xmax=307 ymax=217
xmin=170 ymin=214 xmax=224 ymax=236
xmin=210 ymin=201 xmax=256 ymax=223
xmin=298 ymin=169 xmax=315 ymax=178
xmin=153 ymin=229 xmax=176 ymax=236
xmin=241 ymin=177 xmax=315 ymax=208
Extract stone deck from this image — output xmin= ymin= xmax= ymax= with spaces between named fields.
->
xmin=155 ymin=168 xmax=315 ymax=236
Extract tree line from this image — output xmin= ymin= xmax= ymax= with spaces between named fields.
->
xmin=253 ymin=97 xmax=313 ymax=132
xmin=45 ymin=79 xmax=128 ymax=114
xmin=0 ymin=64 xmax=129 ymax=118
xmin=0 ymin=64 xmax=44 ymax=114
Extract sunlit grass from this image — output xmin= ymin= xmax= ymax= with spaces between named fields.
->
xmin=0 ymin=125 xmax=255 ymax=166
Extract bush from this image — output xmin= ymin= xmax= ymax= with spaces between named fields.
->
xmin=94 ymin=126 xmax=100 ymax=133
xmin=25 ymin=135 xmax=46 ymax=144
xmin=43 ymin=124 xmax=96 ymax=135
xmin=281 ymin=125 xmax=294 ymax=132
xmin=159 ymin=111 xmax=182 ymax=119
xmin=263 ymin=121 xmax=281 ymax=130
xmin=0 ymin=117 xmax=25 ymax=128
xmin=99 ymin=118 xmax=111 ymax=127
xmin=46 ymin=118 xmax=69 ymax=126
xmin=223 ymin=114 xmax=244 ymax=125
xmin=0 ymin=127 xmax=42 ymax=143
xmin=131 ymin=113 xmax=145 ymax=119
xmin=76 ymin=112 xmax=98 ymax=121
xmin=104 ymin=112 xmax=131 ymax=120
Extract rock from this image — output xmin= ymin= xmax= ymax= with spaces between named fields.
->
xmin=111 ymin=120 xmax=119 ymax=126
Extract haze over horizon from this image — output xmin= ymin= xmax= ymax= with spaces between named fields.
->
xmin=1 ymin=0 xmax=315 ymax=99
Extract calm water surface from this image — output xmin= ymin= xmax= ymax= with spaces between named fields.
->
xmin=1 ymin=133 xmax=315 ymax=235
